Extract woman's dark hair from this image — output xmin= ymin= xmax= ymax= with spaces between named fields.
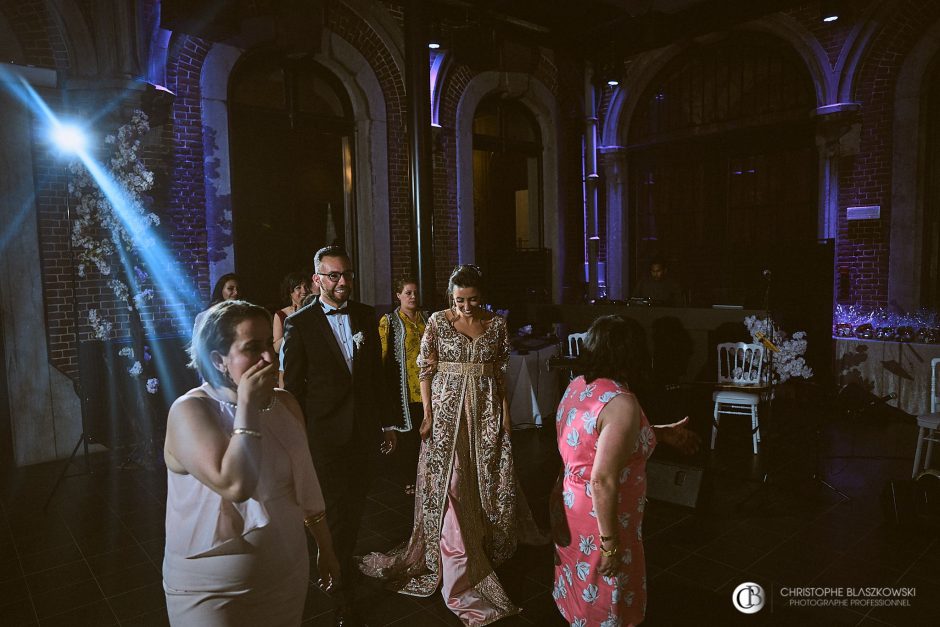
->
xmin=189 ymin=300 xmax=271 ymax=388
xmin=209 ymin=273 xmax=240 ymax=306
xmin=447 ymin=264 xmax=484 ymax=297
xmin=582 ymin=315 xmax=651 ymax=391
xmin=280 ymin=271 xmax=308 ymax=305
xmin=394 ymin=276 xmax=418 ymax=295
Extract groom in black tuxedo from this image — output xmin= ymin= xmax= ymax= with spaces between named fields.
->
xmin=283 ymin=245 xmax=396 ymax=626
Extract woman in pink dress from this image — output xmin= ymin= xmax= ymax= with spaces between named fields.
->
xmin=164 ymin=300 xmax=340 ymax=626
xmin=552 ymin=315 xmax=699 ymax=626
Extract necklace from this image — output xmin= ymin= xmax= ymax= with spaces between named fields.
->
xmin=212 ymin=391 xmax=278 ymax=413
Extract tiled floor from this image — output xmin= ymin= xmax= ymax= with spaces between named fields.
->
xmin=2 ymin=386 xmax=938 ymax=626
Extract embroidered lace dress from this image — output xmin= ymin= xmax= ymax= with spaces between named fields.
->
xmin=360 ymin=312 xmax=542 ymax=626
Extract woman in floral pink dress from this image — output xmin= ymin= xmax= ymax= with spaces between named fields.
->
xmin=552 ymin=315 xmax=699 ymax=626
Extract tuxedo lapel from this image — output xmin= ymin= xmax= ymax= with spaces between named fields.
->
xmin=310 ymin=299 xmax=349 ymax=374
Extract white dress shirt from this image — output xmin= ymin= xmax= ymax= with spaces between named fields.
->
xmin=322 ymin=301 xmax=354 ymax=373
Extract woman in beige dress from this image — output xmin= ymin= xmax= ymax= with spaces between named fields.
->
xmin=164 ymin=300 xmax=340 ymax=626
xmin=360 ymin=265 xmax=543 ymax=626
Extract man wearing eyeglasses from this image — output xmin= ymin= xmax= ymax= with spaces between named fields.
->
xmin=283 ymin=244 xmax=395 ymax=627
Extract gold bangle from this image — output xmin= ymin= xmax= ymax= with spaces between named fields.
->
xmin=600 ymin=544 xmax=619 ymax=558
xmin=304 ymin=512 xmax=327 ymax=528
xmin=232 ymin=428 xmax=262 ymax=438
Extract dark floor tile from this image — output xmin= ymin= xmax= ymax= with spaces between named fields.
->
xmin=0 ymin=597 xmax=38 ymax=626
xmin=0 ymin=576 xmax=31 ymax=606
xmin=669 ymin=554 xmax=740 ymax=592
xmin=645 ymin=538 xmax=697 ymax=570
xmin=31 ymin=578 xmax=103 ymax=620
xmin=138 ymin=538 xmax=165 ymax=566
xmin=86 ymin=544 xmax=151 ymax=580
xmin=387 ymin=608 xmax=451 ymax=626
xmin=355 ymin=585 xmax=424 ymax=624
xmin=18 ymin=542 xmax=84 ymax=576
xmin=26 ymin=559 xmax=93 ymax=595
xmin=516 ymin=590 xmax=566 ymax=627
xmin=107 ymin=582 xmax=166 ymax=622
xmin=119 ymin=606 xmax=170 ymax=627
xmin=74 ymin=529 xmax=139 ymax=558
xmin=96 ymin=560 xmax=161 ymax=597
xmin=695 ymin=535 xmax=769 ymax=570
xmin=39 ymin=599 xmax=118 ymax=627
xmin=0 ymin=555 xmax=24 ymax=583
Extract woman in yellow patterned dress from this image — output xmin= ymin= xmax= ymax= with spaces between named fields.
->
xmin=379 ymin=277 xmax=429 ymax=495
xmin=360 ymin=265 xmax=542 ymax=626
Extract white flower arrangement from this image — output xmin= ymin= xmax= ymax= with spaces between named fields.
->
xmin=69 ymin=110 xmax=160 ymax=393
xmin=743 ymin=315 xmax=813 ymax=383
xmin=352 ymin=331 xmax=365 ymax=350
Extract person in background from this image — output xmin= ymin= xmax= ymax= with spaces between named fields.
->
xmin=274 ymin=272 xmax=309 ymax=354
xmin=163 ymin=300 xmax=340 ymax=626
xmin=360 ymin=264 xmax=544 ymax=626
xmin=282 ymin=245 xmax=396 ymax=627
xmin=378 ymin=277 xmax=429 ymax=496
xmin=274 ymin=272 xmax=309 ymax=388
xmin=632 ymin=258 xmax=684 ymax=306
xmin=551 ymin=315 xmax=700 ymax=626
xmin=194 ymin=273 xmax=241 ymax=335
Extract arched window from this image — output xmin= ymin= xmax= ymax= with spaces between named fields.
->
xmin=472 ymin=96 xmax=546 ymax=306
xmin=628 ymin=35 xmax=817 ymax=305
xmin=229 ymin=50 xmax=355 ymax=308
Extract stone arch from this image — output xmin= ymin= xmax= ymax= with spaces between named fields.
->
xmin=44 ymin=0 xmax=98 ymax=75
xmin=888 ymin=16 xmax=940 ymax=309
xmin=0 ymin=10 xmax=25 ymax=63
xmin=198 ymin=31 xmax=392 ymax=304
xmin=455 ymin=72 xmax=562 ymax=302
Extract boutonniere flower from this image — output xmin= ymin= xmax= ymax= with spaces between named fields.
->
xmin=352 ymin=332 xmax=365 ymax=350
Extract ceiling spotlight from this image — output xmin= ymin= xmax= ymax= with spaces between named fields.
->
xmin=607 ymin=79 xmax=620 ymax=87
xmin=50 ymin=123 xmax=87 ymax=154
xmin=821 ymin=0 xmax=840 ymax=22
xmin=428 ymin=41 xmax=441 ymax=49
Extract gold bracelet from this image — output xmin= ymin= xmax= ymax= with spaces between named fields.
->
xmin=600 ymin=544 xmax=619 ymax=558
xmin=304 ymin=512 xmax=327 ymax=528
xmin=232 ymin=427 xmax=262 ymax=438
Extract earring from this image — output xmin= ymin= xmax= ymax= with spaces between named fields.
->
xmin=222 ymin=364 xmax=237 ymax=388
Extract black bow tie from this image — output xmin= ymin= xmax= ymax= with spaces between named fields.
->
xmin=325 ymin=309 xmax=348 ymax=316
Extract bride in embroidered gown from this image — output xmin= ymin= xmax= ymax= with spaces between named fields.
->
xmin=359 ymin=265 xmax=544 ymax=626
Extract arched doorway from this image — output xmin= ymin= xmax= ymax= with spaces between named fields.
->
xmin=627 ymin=35 xmax=818 ymax=306
xmin=229 ymin=50 xmax=356 ymax=309
xmin=472 ymin=95 xmax=547 ymax=308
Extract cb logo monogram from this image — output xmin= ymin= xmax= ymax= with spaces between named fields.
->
xmin=732 ymin=582 xmax=766 ymax=614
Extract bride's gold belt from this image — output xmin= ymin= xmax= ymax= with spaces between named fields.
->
xmin=437 ymin=361 xmax=496 ymax=377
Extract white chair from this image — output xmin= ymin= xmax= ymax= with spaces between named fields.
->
xmin=566 ymin=332 xmax=587 ymax=381
xmin=567 ymin=332 xmax=587 ymax=357
xmin=711 ymin=342 xmax=765 ymax=455
xmin=912 ymin=357 xmax=940 ymax=478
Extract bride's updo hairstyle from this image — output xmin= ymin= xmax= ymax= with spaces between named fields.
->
xmin=447 ymin=264 xmax=485 ymax=299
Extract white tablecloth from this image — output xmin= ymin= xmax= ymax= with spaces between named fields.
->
xmin=835 ymin=337 xmax=940 ymax=416
xmin=506 ymin=344 xmax=561 ymax=429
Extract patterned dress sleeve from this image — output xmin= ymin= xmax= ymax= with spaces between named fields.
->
xmin=494 ymin=315 xmax=511 ymax=398
xmin=378 ymin=313 xmax=390 ymax=363
xmin=417 ymin=314 xmax=439 ymax=381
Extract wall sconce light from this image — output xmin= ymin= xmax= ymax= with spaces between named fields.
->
xmin=821 ymin=0 xmax=841 ymax=23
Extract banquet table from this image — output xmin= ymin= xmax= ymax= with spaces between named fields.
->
xmin=506 ymin=343 xmax=561 ymax=429
xmin=835 ymin=337 xmax=940 ymax=416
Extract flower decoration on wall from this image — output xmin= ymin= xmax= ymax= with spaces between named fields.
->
xmin=743 ymin=315 xmax=813 ymax=383
xmin=68 ymin=110 xmax=161 ymax=394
